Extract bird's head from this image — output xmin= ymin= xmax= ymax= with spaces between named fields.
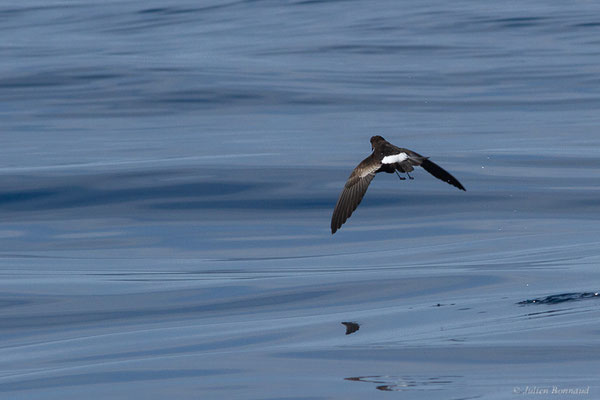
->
xmin=370 ymin=135 xmax=385 ymax=150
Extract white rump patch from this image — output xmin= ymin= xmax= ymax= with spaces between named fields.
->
xmin=381 ymin=152 xmax=408 ymax=164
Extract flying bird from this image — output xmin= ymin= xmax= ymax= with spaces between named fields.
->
xmin=331 ymin=135 xmax=466 ymax=234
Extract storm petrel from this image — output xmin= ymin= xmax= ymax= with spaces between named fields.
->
xmin=331 ymin=135 xmax=466 ymax=234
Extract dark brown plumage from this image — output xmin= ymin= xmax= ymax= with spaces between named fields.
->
xmin=331 ymin=136 xmax=466 ymax=234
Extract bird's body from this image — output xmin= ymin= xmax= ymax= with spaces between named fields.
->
xmin=331 ymin=135 xmax=465 ymax=234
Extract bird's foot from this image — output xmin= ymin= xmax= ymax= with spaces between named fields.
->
xmin=406 ymin=172 xmax=414 ymax=180
xmin=395 ymin=171 xmax=406 ymax=180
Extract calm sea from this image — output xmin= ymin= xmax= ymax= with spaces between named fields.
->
xmin=2 ymin=1 xmax=600 ymax=398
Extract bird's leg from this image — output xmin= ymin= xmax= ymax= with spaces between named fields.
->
xmin=406 ymin=172 xmax=414 ymax=180
xmin=395 ymin=170 xmax=406 ymax=180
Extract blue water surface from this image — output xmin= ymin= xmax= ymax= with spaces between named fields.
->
xmin=2 ymin=1 xmax=600 ymax=398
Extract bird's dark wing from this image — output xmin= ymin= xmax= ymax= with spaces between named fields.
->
xmin=331 ymin=154 xmax=380 ymax=234
xmin=420 ymin=159 xmax=466 ymax=191
xmin=404 ymin=150 xmax=466 ymax=191
xmin=402 ymin=149 xmax=467 ymax=192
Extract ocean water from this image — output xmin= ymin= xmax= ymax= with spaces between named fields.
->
xmin=2 ymin=0 xmax=600 ymax=398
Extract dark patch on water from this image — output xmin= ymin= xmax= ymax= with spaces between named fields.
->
xmin=0 ymin=179 xmax=263 ymax=212
xmin=573 ymin=22 xmax=600 ymax=28
xmin=518 ymin=292 xmax=600 ymax=305
xmin=0 ymin=288 xmax=334 ymax=331
xmin=341 ymin=321 xmax=359 ymax=335
xmin=0 ymin=369 xmax=239 ymax=393
xmin=293 ymin=0 xmax=354 ymax=5
xmin=311 ymin=44 xmax=452 ymax=55
xmin=486 ymin=16 xmax=550 ymax=28
xmin=62 ymin=332 xmax=285 ymax=363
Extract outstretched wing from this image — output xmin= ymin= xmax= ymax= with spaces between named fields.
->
xmin=420 ymin=159 xmax=465 ymax=191
xmin=403 ymin=149 xmax=466 ymax=191
xmin=331 ymin=154 xmax=380 ymax=234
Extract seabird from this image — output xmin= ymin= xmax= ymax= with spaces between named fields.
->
xmin=331 ymin=135 xmax=466 ymax=234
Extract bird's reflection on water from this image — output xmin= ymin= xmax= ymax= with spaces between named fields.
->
xmin=345 ymin=375 xmax=459 ymax=392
